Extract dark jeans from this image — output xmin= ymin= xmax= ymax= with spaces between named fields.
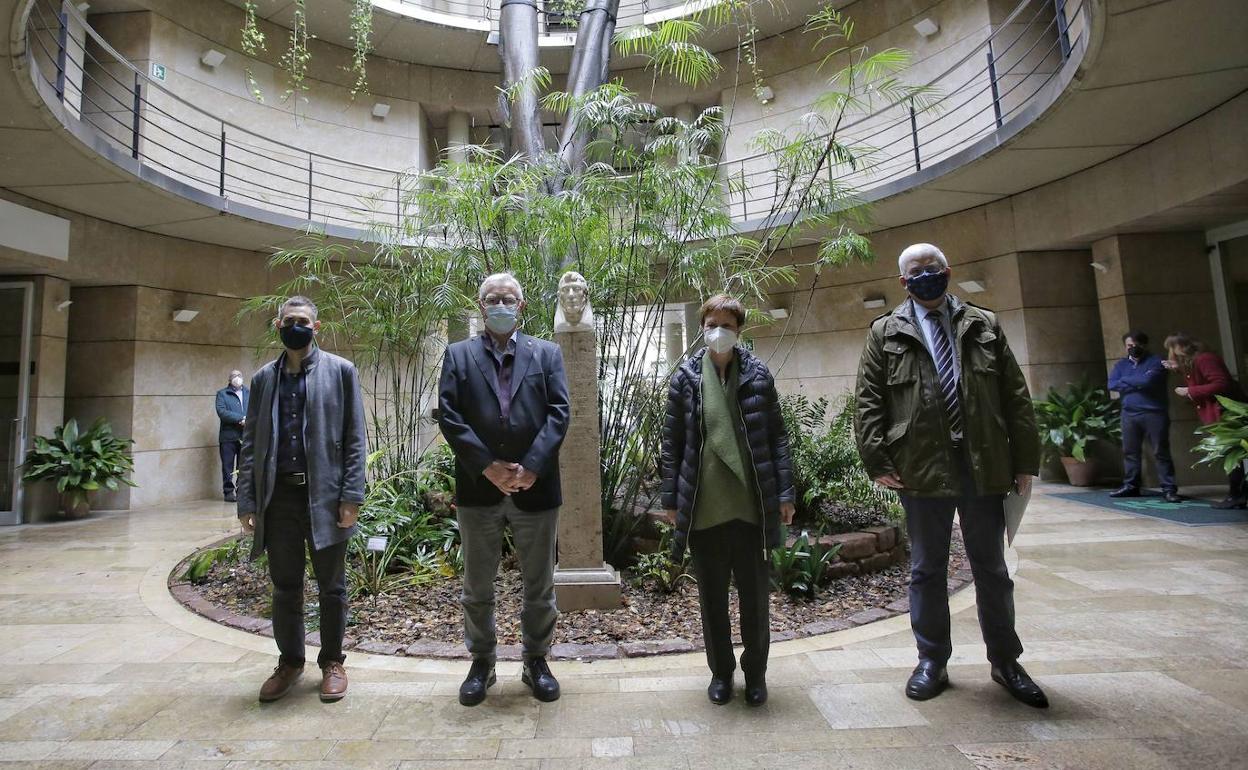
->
xmin=219 ymin=439 xmax=241 ymax=496
xmin=900 ymin=452 xmax=1023 ymax=667
xmin=689 ymin=519 xmax=770 ymax=681
xmin=265 ymin=482 xmax=348 ymax=669
xmin=1121 ymin=411 xmax=1176 ymax=492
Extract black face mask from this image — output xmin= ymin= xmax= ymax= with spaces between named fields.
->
xmin=905 ymin=269 xmax=950 ymax=302
xmin=279 ymin=323 xmax=315 ymax=351
xmin=1128 ymin=345 xmax=1145 ymax=360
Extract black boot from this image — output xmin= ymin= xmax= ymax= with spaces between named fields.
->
xmin=1108 ymin=485 xmax=1139 ymax=498
xmin=743 ymin=674 xmax=767 ymax=707
xmin=905 ymin=660 xmax=948 ymax=701
xmin=521 ymin=657 xmax=560 ymax=702
xmin=458 ymin=658 xmax=495 ymax=707
xmin=1163 ymin=490 xmax=1183 ymax=504
xmin=1212 ymin=496 xmax=1246 ymax=509
xmin=991 ymin=661 xmax=1049 ymax=708
xmin=707 ymin=676 xmax=732 ymax=705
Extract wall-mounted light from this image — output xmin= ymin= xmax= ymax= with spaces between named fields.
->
xmin=913 ymin=18 xmax=940 ymax=37
xmin=371 ymin=102 xmax=391 ymax=119
xmin=1090 ymin=260 xmax=1110 ymax=273
xmin=957 ymin=279 xmax=986 ymax=293
xmin=863 ymin=297 xmax=887 ymax=310
xmin=55 ymin=300 xmax=73 ymax=312
xmin=75 ymin=2 xmax=90 ymax=12
xmin=200 ymin=48 xmax=226 ymax=68
xmin=756 ymin=85 xmax=775 ymax=105
xmin=172 ymin=309 xmax=199 ymax=323
xmin=769 ymin=308 xmax=789 ymax=319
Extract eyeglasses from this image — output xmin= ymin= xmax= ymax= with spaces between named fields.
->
xmin=905 ymin=265 xmax=946 ymax=278
xmin=279 ymin=318 xmax=313 ymax=328
xmin=483 ymin=295 xmax=520 ymax=307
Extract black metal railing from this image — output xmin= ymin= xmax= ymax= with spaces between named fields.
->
xmin=21 ymin=0 xmax=1089 ymax=235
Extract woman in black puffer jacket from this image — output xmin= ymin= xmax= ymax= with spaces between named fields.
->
xmin=660 ymin=294 xmax=796 ymax=708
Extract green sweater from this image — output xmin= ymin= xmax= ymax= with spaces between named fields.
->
xmin=692 ymin=354 xmax=761 ymax=530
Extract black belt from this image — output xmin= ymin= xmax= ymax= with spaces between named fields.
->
xmin=278 ymin=472 xmax=307 ymax=486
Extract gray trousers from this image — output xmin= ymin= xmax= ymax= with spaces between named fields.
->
xmin=457 ymin=497 xmax=559 ymax=663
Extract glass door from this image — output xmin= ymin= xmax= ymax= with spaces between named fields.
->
xmin=0 ymin=283 xmax=34 ymax=525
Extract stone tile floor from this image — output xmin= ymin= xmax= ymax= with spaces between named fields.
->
xmin=0 ymin=483 xmax=1245 ymax=768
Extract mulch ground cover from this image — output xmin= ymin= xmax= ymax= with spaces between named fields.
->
xmin=184 ymin=529 xmax=968 ymax=657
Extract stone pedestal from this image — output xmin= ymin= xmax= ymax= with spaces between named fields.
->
xmin=553 ymin=327 xmax=621 ymax=611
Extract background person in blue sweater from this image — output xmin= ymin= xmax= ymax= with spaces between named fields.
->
xmin=1107 ymin=331 xmax=1179 ymax=502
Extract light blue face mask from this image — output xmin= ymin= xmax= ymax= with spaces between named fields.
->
xmin=484 ymin=304 xmax=519 ymax=335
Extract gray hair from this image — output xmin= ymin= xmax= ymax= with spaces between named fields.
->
xmin=278 ymin=295 xmax=318 ymax=321
xmin=478 ymin=272 xmax=524 ymax=302
xmin=897 ymin=243 xmax=948 ymax=275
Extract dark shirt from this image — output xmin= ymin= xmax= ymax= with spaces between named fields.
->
xmin=1108 ymin=353 xmax=1168 ymax=415
xmin=481 ymin=333 xmax=517 ymax=422
xmin=276 ymin=346 xmax=317 ymax=474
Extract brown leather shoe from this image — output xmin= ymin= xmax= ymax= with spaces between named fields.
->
xmin=320 ymin=661 xmax=348 ymax=702
xmin=258 ymin=662 xmax=304 ymax=703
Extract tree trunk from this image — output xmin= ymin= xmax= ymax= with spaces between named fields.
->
xmin=498 ymin=0 xmax=547 ymax=158
xmin=557 ymin=0 xmax=621 ymax=173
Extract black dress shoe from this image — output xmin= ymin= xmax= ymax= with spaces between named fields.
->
xmin=743 ymin=677 xmax=767 ymax=707
xmin=1211 ymin=497 xmax=1246 ymax=510
xmin=991 ymin=661 xmax=1049 ymax=708
xmin=905 ymin=661 xmax=948 ymax=701
xmin=458 ymin=658 xmax=496 ymax=707
xmin=1163 ymin=490 xmax=1183 ymax=504
xmin=1108 ymin=486 xmax=1139 ymax=498
xmin=707 ymin=676 xmax=733 ymax=705
xmin=521 ymin=657 xmax=560 ymax=702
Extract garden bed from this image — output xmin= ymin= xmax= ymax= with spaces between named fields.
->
xmin=170 ymin=529 xmax=969 ymax=660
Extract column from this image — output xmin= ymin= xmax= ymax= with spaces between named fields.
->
xmin=446 ymin=111 xmax=471 ymax=165
xmin=553 ymin=325 xmax=621 ymax=611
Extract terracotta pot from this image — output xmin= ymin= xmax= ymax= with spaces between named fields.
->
xmin=1060 ymin=457 xmax=1098 ymax=487
xmin=61 ymin=491 xmax=91 ymax=519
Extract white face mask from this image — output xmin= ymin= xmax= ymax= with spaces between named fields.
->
xmin=704 ymin=327 xmax=738 ymax=354
xmin=230 ymin=377 xmax=243 ymax=388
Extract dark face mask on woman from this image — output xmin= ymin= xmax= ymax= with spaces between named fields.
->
xmin=279 ymin=322 xmax=315 ymax=351
xmin=905 ymin=268 xmax=950 ymax=302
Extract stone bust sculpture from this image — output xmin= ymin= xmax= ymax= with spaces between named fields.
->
xmin=554 ymin=271 xmax=594 ymax=332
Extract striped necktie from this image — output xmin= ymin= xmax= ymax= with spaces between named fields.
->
xmin=925 ymin=310 xmax=963 ymax=438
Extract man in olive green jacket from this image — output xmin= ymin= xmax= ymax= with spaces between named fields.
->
xmin=855 ymin=243 xmax=1047 ymax=709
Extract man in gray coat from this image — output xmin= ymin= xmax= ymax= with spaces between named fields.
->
xmin=237 ymin=295 xmax=368 ymax=704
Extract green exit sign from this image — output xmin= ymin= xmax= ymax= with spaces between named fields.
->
xmin=151 ymin=63 xmax=166 ymax=81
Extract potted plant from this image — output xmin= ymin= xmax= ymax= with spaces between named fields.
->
xmin=1193 ymin=395 xmax=1248 ymax=475
xmin=1034 ymin=381 xmax=1121 ymax=486
xmin=23 ymin=417 xmax=137 ymax=518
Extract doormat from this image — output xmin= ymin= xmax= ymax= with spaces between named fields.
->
xmin=1049 ymin=490 xmax=1248 ymax=526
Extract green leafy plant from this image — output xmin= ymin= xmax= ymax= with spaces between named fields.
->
xmin=781 ymin=394 xmax=900 ymax=525
xmin=769 ymin=530 xmax=843 ymax=598
xmin=346 ymin=0 xmax=373 ymax=98
xmin=1194 ymin=396 xmax=1248 ymax=473
xmin=1034 ymin=381 xmax=1121 ymax=462
xmin=23 ymin=417 xmax=137 ymax=512
xmin=240 ymin=0 xmax=266 ymax=102
xmin=182 ymin=536 xmax=247 ymax=584
xmin=630 ymin=522 xmax=693 ymax=594
xmin=280 ymin=0 xmax=311 ymax=103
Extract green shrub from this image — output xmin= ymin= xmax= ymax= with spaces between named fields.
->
xmin=23 ymin=417 xmax=137 ymax=510
xmin=780 ymin=393 xmax=900 ymax=527
xmin=630 ymin=522 xmax=693 ymax=594
xmin=1034 ymin=380 xmax=1121 ymax=462
xmin=1194 ymin=396 xmax=1248 ymax=473
xmin=769 ymin=530 xmax=843 ymax=598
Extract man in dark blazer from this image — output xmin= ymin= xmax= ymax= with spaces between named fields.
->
xmin=237 ymin=295 xmax=368 ymax=705
xmin=438 ymin=273 xmax=571 ymax=707
xmin=215 ymin=370 xmax=249 ymax=502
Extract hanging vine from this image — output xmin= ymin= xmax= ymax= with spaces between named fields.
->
xmin=347 ymin=0 xmax=373 ymax=98
xmin=240 ymin=0 xmax=266 ymax=102
xmin=280 ymin=0 xmax=312 ymax=103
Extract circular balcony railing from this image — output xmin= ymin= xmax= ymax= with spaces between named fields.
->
xmin=19 ymin=0 xmax=1090 ymax=240
xmin=374 ymin=0 xmax=725 ymax=34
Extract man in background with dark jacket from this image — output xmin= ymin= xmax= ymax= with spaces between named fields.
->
xmin=215 ymin=370 xmax=248 ymax=502
xmin=438 ymin=273 xmax=571 ymax=707
xmin=1108 ymin=331 xmax=1179 ymax=502
xmin=855 ymin=243 xmax=1048 ymax=709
